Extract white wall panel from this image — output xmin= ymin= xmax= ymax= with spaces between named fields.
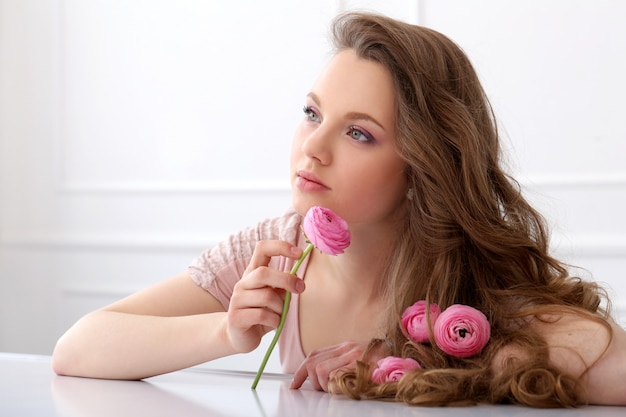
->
xmin=58 ymin=1 xmax=294 ymax=190
xmin=420 ymin=0 xmax=626 ymax=179
xmin=340 ymin=0 xmax=420 ymax=23
xmin=1 ymin=0 xmax=625 ymax=369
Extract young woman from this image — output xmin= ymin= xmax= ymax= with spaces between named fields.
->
xmin=52 ymin=12 xmax=626 ymax=406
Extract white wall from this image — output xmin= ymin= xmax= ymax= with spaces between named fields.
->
xmin=1 ymin=0 xmax=625 ymax=372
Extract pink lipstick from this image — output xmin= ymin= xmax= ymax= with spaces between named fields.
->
xmin=296 ymin=170 xmax=330 ymax=192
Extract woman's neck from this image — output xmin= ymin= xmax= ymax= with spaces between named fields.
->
xmin=309 ymin=224 xmax=396 ymax=301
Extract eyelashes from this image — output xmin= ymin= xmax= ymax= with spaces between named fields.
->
xmin=348 ymin=126 xmax=375 ymax=143
xmin=302 ymin=105 xmax=319 ymax=122
xmin=302 ymin=105 xmax=376 ymax=143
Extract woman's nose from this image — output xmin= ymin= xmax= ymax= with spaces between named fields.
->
xmin=301 ymin=124 xmax=333 ymax=165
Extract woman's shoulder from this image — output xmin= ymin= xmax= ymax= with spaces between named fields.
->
xmin=530 ymin=311 xmax=613 ymax=368
xmin=255 ymin=207 xmax=303 ymax=244
xmin=188 ymin=207 xmax=303 ymax=292
xmin=530 ymin=311 xmax=626 ymax=404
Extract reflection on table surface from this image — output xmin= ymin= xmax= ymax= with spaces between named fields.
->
xmin=1 ymin=353 xmax=624 ymax=417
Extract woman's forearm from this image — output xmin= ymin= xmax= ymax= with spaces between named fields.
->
xmin=52 ymin=310 xmax=234 ymax=380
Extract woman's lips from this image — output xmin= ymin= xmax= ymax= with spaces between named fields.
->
xmin=296 ymin=170 xmax=330 ymax=192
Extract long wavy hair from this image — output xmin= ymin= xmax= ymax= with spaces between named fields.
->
xmin=330 ymin=12 xmax=611 ymax=407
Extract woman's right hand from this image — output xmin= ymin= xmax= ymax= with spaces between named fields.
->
xmin=226 ymin=240 xmax=305 ymax=354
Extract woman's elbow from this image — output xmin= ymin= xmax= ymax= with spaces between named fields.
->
xmin=51 ymin=334 xmax=81 ymax=376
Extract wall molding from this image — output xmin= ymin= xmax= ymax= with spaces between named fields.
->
xmin=52 ymin=174 xmax=626 ymax=195
xmin=57 ymin=179 xmax=292 ymax=194
xmin=2 ymin=233 xmax=625 ymax=257
xmin=551 ymin=235 xmax=626 ymax=258
xmin=0 ymin=234 xmax=217 ymax=253
xmin=61 ymin=286 xmax=141 ymax=299
xmin=519 ymin=173 xmax=626 ymax=189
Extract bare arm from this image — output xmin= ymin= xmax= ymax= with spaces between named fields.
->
xmin=52 ymin=272 xmax=233 ymax=379
xmin=52 ymin=240 xmax=306 ymax=380
xmin=535 ymin=313 xmax=626 ymax=405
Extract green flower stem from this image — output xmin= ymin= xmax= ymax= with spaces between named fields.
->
xmin=251 ymin=242 xmax=314 ymax=389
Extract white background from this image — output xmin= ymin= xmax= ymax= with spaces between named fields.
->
xmin=1 ymin=0 xmax=625 ymax=372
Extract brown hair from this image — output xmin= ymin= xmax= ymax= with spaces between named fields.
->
xmin=330 ymin=12 xmax=611 ymax=407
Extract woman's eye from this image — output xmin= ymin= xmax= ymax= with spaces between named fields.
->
xmin=302 ymin=106 xmax=320 ymax=122
xmin=348 ymin=126 xmax=375 ymax=143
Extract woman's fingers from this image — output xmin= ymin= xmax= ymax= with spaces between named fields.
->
xmin=230 ymin=283 xmax=288 ymax=318
xmin=237 ymin=266 xmax=305 ymax=295
xmin=290 ymin=341 xmax=367 ymax=391
xmin=240 ymin=240 xmax=305 ymax=294
xmin=245 ymin=240 xmax=303 ymax=274
xmin=226 ymin=240 xmax=305 ymax=353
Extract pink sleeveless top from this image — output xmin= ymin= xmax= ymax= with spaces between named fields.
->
xmin=188 ymin=208 xmax=308 ymax=373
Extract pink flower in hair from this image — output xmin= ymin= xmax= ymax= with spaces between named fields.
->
xmin=401 ymin=300 xmax=441 ymax=343
xmin=433 ymin=304 xmax=491 ymax=358
xmin=371 ymin=356 xmax=421 ymax=384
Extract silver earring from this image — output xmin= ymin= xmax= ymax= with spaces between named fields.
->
xmin=407 ymin=188 xmax=414 ymax=200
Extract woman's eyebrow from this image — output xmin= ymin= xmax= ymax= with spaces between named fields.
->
xmin=306 ymin=92 xmax=387 ymax=132
xmin=344 ymin=111 xmax=386 ymax=132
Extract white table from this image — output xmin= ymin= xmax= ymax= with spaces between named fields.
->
xmin=1 ymin=353 xmax=623 ymax=416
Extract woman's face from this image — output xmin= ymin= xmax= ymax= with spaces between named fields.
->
xmin=291 ymin=49 xmax=408 ymax=230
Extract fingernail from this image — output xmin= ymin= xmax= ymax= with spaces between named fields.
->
xmin=295 ymin=279 xmax=305 ymax=293
xmin=291 ymin=246 xmax=302 ymax=256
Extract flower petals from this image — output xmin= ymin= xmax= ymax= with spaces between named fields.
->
xmin=401 ymin=300 xmax=441 ymax=343
xmin=433 ymin=304 xmax=490 ymax=358
xmin=371 ymin=356 xmax=421 ymax=384
xmin=302 ymin=206 xmax=351 ymax=255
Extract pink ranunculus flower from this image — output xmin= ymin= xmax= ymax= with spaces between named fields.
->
xmin=371 ymin=356 xmax=421 ymax=384
xmin=401 ymin=300 xmax=441 ymax=343
xmin=433 ymin=304 xmax=491 ymax=358
xmin=302 ymin=206 xmax=351 ymax=255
